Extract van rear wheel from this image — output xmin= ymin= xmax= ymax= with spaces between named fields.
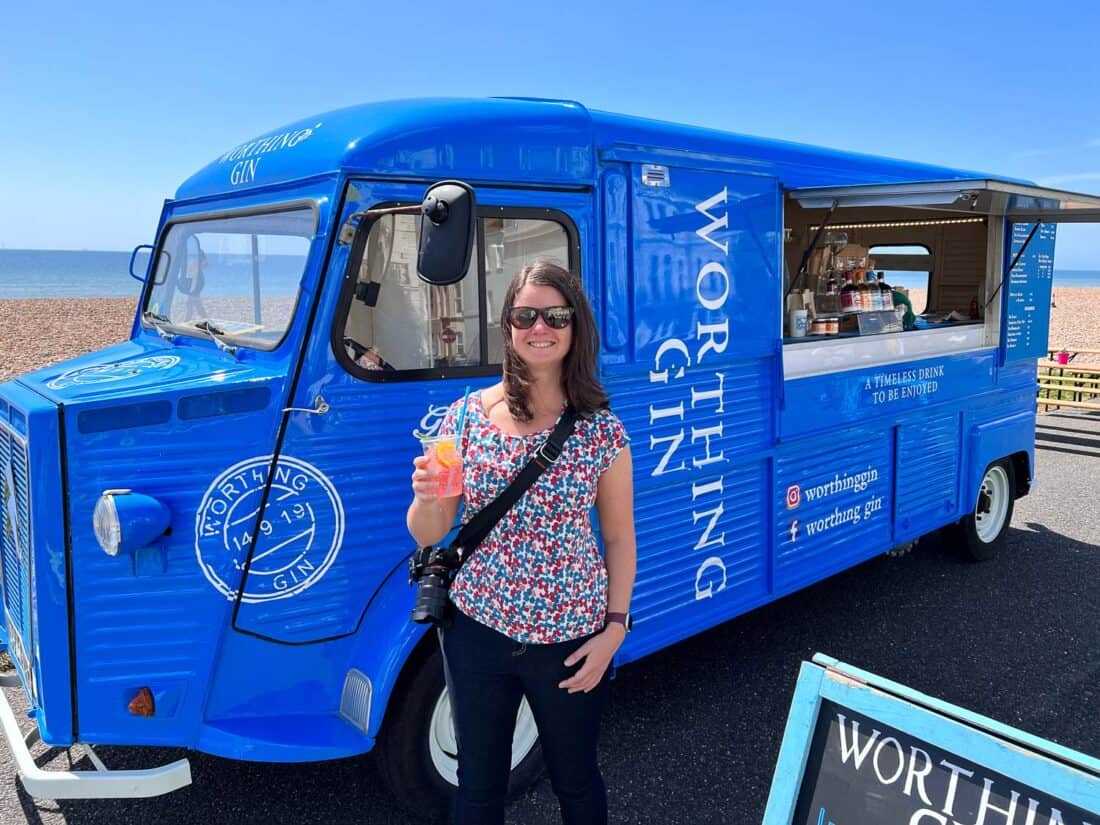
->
xmin=949 ymin=460 xmax=1015 ymax=562
xmin=374 ymin=644 xmax=544 ymax=820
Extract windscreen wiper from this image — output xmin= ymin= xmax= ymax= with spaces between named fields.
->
xmin=186 ymin=319 xmax=239 ymax=356
xmin=190 ymin=319 xmax=226 ymax=335
xmin=142 ymin=310 xmax=176 ymax=342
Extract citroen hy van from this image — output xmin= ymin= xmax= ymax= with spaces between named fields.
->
xmin=3 ymin=97 xmax=1099 ymax=816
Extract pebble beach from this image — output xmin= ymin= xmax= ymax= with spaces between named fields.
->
xmin=1 ymin=289 xmax=1098 ymax=381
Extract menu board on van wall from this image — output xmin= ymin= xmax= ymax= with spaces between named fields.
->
xmin=1004 ymin=222 xmax=1056 ymax=361
xmin=762 ymin=658 xmax=1100 ymax=825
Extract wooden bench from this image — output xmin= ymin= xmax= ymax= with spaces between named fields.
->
xmin=1037 ymin=360 xmax=1100 ymax=412
xmin=1038 ymin=359 xmax=1100 ymax=374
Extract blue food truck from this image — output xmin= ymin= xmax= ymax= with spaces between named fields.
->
xmin=2 ymin=98 xmax=1099 ymax=814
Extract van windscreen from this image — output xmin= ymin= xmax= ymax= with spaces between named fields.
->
xmin=143 ymin=207 xmax=315 ymax=350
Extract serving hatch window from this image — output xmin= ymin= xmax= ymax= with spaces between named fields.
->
xmin=338 ymin=211 xmax=572 ymax=376
xmin=143 ymin=207 xmax=314 ymax=350
xmin=783 ymin=198 xmax=991 ymax=339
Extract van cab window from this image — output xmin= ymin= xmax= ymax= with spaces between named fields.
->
xmin=339 ymin=212 xmax=570 ymax=377
xmin=144 ymin=207 xmax=314 ymax=350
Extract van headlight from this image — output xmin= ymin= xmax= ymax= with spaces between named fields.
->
xmin=93 ymin=490 xmax=170 ymax=556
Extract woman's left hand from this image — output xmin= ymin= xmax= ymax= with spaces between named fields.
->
xmin=559 ymin=626 xmax=627 ymax=694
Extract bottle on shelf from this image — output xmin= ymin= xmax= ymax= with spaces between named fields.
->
xmin=840 ymin=271 xmax=858 ymax=312
xmin=876 ymin=272 xmax=894 ymax=311
xmin=870 ymin=273 xmax=884 ymax=311
xmin=857 ymin=271 xmax=873 ymax=311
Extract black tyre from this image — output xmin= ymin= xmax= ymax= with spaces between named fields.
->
xmin=374 ymin=644 xmax=545 ymax=821
xmin=948 ymin=460 xmax=1016 ymax=562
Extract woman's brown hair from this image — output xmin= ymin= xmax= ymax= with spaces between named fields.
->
xmin=500 ymin=260 xmax=608 ymax=421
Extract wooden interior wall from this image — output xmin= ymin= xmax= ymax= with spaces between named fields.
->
xmin=784 ymin=200 xmax=989 ymax=314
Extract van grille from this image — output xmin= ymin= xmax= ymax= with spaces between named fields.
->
xmin=0 ymin=416 xmax=35 ymax=698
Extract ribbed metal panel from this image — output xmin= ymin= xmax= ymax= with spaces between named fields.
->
xmin=603 ymin=358 xmax=773 ymax=647
xmin=605 ymin=356 xmax=773 ymax=478
xmin=66 ymin=389 xmax=286 ymax=741
xmin=234 ymin=380 xmax=457 ymax=642
xmin=895 ymin=414 xmax=960 ymax=540
xmin=0 ymin=415 xmax=35 ymax=698
xmin=774 ymin=433 xmax=893 ymax=592
xmin=631 ymin=459 xmax=768 ymax=620
xmin=70 ymin=431 xmax=265 ymax=680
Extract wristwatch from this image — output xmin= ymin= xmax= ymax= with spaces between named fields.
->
xmin=605 ymin=611 xmax=633 ymax=632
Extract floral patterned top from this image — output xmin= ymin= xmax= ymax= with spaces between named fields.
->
xmin=439 ymin=391 xmax=629 ymax=644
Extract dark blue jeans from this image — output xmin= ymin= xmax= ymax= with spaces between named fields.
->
xmin=440 ymin=607 xmax=610 ymax=825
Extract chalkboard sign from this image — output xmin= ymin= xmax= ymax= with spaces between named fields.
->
xmin=764 ymin=657 xmax=1100 ymax=825
xmin=792 ymin=700 xmax=1094 ymax=825
xmin=1004 ymin=221 xmax=1056 ymax=362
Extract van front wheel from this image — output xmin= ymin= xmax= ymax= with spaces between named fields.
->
xmin=952 ymin=460 xmax=1015 ymax=562
xmin=374 ymin=644 xmax=544 ymax=820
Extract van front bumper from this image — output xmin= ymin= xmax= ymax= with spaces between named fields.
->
xmin=0 ymin=670 xmax=192 ymax=799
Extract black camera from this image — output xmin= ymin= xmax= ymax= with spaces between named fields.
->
xmin=408 ymin=545 xmax=462 ymax=625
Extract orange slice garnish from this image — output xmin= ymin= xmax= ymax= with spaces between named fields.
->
xmin=434 ymin=441 xmax=459 ymax=468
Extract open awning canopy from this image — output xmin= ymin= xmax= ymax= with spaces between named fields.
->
xmin=788 ymin=179 xmax=1100 ymax=223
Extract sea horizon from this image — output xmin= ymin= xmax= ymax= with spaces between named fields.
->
xmin=1 ymin=247 xmax=1099 ymax=299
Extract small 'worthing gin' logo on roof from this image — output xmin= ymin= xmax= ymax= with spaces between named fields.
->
xmin=195 ymin=455 xmax=344 ymax=603
xmin=219 ymin=122 xmax=324 ymax=186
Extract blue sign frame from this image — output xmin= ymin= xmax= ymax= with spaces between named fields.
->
xmin=764 ymin=654 xmax=1100 ymax=824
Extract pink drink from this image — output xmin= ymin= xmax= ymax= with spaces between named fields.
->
xmin=421 ymin=435 xmax=463 ymax=498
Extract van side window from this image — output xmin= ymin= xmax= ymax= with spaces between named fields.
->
xmin=338 ymin=213 xmax=570 ymax=377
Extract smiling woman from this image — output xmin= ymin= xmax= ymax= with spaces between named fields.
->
xmin=403 ymin=260 xmax=636 ymax=825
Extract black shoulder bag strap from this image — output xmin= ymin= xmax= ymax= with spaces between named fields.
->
xmin=448 ymin=404 xmax=578 ymax=565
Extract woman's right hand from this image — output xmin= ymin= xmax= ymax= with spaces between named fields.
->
xmin=411 ymin=455 xmax=440 ymax=502
xmin=407 ymin=454 xmax=460 ymax=547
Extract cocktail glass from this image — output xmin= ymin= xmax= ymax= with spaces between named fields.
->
xmin=421 ymin=435 xmax=463 ymax=498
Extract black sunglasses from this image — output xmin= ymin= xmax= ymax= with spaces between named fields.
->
xmin=506 ymin=305 xmax=575 ymax=330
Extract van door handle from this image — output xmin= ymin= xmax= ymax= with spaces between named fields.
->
xmin=284 ymin=395 xmax=330 ymax=415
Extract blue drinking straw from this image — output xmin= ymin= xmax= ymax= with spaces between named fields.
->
xmin=453 ymin=385 xmax=472 ymax=440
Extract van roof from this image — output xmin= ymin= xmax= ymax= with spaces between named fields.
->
xmin=174 ymin=97 xmax=1010 ymax=202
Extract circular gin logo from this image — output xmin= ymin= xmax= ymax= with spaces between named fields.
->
xmin=195 ymin=455 xmax=344 ymax=602
xmin=47 ymin=355 xmax=181 ymax=390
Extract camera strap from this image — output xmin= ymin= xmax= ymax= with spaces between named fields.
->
xmin=448 ymin=404 xmax=578 ymax=565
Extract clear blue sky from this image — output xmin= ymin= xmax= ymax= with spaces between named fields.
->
xmin=4 ymin=0 xmax=1100 ymax=268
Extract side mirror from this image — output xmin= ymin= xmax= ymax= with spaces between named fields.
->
xmin=416 ymin=180 xmax=476 ymax=286
xmin=129 ymin=245 xmax=171 ymax=284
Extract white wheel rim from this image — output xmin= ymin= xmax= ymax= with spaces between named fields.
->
xmin=974 ymin=465 xmax=1010 ymax=544
xmin=428 ymin=688 xmax=540 ymax=787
